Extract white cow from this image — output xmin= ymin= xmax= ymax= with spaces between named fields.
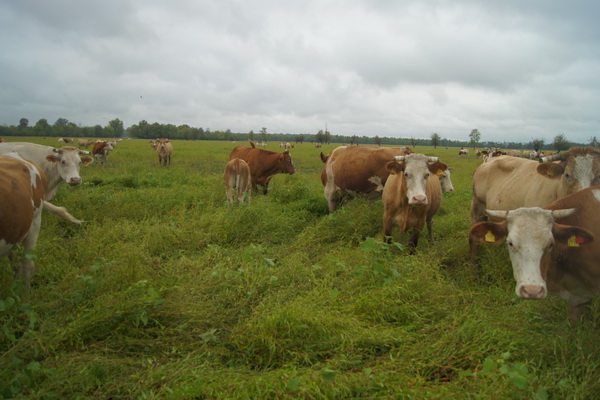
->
xmin=0 ymin=143 xmax=93 ymax=200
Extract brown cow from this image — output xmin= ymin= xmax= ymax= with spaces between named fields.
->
xmin=92 ymin=141 xmax=114 ymax=167
xmin=223 ymin=158 xmax=251 ymax=205
xmin=470 ymin=147 xmax=600 ymax=262
xmin=320 ymin=145 xmax=414 ymax=212
xmin=229 ymin=144 xmax=295 ymax=194
xmin=0 ymin=152 xmax=83 ymax=292
xmin=77 ymin=138 xmax=95 ymax=148
xmin=155 ymin=138 xmax=173 ymax=166
xmin=382 ymin=154 xmax=448 ymax=252
xmin=469 ymin=186 xmax=600 ymax=323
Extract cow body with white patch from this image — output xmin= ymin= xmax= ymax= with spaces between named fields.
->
xmin=92 ymin=141 xmax=114 ymax=167
xmin=320 ymin=145 xmax=415 ymax=213
xmin=470 ymin=186 xmax=600 ymax=322
xmin=0 ymin=143 xmax=93 ymax=200
xmin=223 ymin=158 xmax=252 ymax=205
xmin=229 ymin=144 xmax=295 ymax=194
xmin=382 ymin=154 xmax=448 ymax=251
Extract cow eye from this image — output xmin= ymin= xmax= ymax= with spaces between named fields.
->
xmin=424 ymin=173 xmax=430 ymax=179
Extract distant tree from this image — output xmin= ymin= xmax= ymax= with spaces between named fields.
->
xmin=295 ymin=134 xmax=304 ymax=144
xmin=248 ymin=130 xmax=254 ymax=141
xmin=350 ymin=135 xmax=358 ymax=145
xmin=324 ymin=129 xmax=332 ymax=144
xmin=552 ymin=133 xmax=570 ymax=152
xmin=19 ymin=118 xmax=29 ymax=128
xmin=374 ymin=135 xmax=382 ymax=146
xmin=33 ymin=118 xmax=52 ymax=136
xmin=260 ymin=127 xmax=268 ymax=142
xmin=108 ymin=118 xmax=124 ymax=137
xmin=410 ymin=136 xmax=417 ymax=148
xmin=431 ymin=132 xmax=441 ymax=149
xmin=54 ymin=118 xmax=69 ymax=127
xmin=315 ymin=130 xmax=324 ymax=144
xmin=589 ymin=136 xmax=599 ymax=148
xmin=530 ymin=138 xmax=545 ymax=152
xmin=469 ymin=129 xmax=481 ymax=149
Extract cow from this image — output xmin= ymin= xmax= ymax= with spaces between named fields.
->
xmin=0 ymin=152 xmax=83 ymax=292
xmin=529 ymin=151 xmax=538 ymax=160
xmin=0 ymin=143 xmax=93 ymax=200
xmin=458 ymin=148 xmax=468 ymax=157
xmin=320 ymin=145 xmax=414 ymax=212
xmin=229 ymin=144 xmax=295 ymax=194
xmin=469 ymin=186 xmax=600 ymax=323
xmin=223 ymin=158 xmax=251 ymax=205
xmin=382 ymin=154 xmax=448 ymax=252
xmin=149 ymin=140 xmax=158 ymax=150
xmin=77 ymin=138 xmax=95 ymax=148
xmin=0 ymin=138 xmax=5 ymax=143
xmin=470 ymin=146 xmax=600 ymax=260
xmin=92 ymin=141 xmax=114 ymax=167
xmin=155 ymin=138 xmax=173 ymax=166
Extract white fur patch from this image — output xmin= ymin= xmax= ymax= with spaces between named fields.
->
xmin=573 ymin=154 xmax=594 ymax=189
xmin=592 ymin=189 xmax=600 ymax=202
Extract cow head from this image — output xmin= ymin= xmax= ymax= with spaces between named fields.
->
xmin=278 ymin=150 xmax=296 ymax=174
xmin=387 ymin=154 xmax=446 ymax=205
xmin=470 ymin=207 xmax=593 ymax=300
xmin=537 ymin=147 xmax=600 ymax=193
xmin=45 ymin=146 xmax=93 ymax=186
xmin=438 ymin=168 xmax=454 ymax=193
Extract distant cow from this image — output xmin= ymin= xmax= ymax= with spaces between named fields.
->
xmin=470 ymin=147 xmax=600 ymax=260
xmin=0 ymin=152 xmax=83 ymax=292
xmin=469 ymin=186 xmax=600 ymax=323
xmin=382 ymin=154 xmax=448 ymax=252
xmin=77 ymin=138 xmax=95 ymax=148
xmin=223 ymin=158 xmax=251 ymax=205
xmin=92 ymin=141 xmax=114 ymax=167
xmin=155 ymin=138 xmax=173 ymax=166
xmin=229 ymin=144 xmax=296 ymax=194
xmin=0 ymin=143 xmax=93 ymax=200
xmin=458 ymin=148 xmax=468 ymax=157
xmin=320 ymin=145 xmax=414 ymax=212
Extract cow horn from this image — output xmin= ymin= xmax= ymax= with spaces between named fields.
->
xmin=540 ymin=153 xmax=563 ymax=163
xmin=485 ymin=210 xmax=508 ymax=220
xmin=79 ymin=150 xmax=90 ymax=155
xmin=427 ymin=157 xmax=439 ymax=162
xmin=393 ymin=156 xmax=405 ymax=161
xmin=551 ymin=208 xmax=576 ymax=220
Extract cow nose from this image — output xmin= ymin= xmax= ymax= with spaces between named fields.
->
xmin=68 ymin=177 xmax=82 ymax=186
xmin=519 ymin=285 xmax=546 ymax=299
xmin=410 ymin=195 xmax=427 ymax=204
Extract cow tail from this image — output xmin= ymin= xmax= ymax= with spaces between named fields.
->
xmin=43 ymin=201 xmax=84 ymax=224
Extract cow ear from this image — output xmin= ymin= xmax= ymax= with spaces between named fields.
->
xmin=552 ymin=223 xmax=594 ymax=248
xmin=386 ymin=161 xmax=404 ymax=175
xmin=469 ymin=222 xmax=507 ymax=245
xmin=81 ymin=156 xmax=93 ymax=166
xmin=46 ymin=154 xmax=61 ymax=163
xmin=428 ymin=161 xmax=448 ymax=175
xmin=537 ymin=162 xmax=564 ymax=179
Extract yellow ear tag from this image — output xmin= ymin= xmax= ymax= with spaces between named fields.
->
xmin=390 ymin=170 xmax=396 ymax=175
xmin=568 ymin=235 xmax=580 ymax=247
xmin=546 ymin=169 xmax=553 ymax=177
xmin=437 ymin=169 xmax=444 ymax=177
xmin=485 ymin=231 xmax=496 ymax=243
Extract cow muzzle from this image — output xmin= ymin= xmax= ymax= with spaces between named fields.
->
xmin=68 ymin=177 xmax=82 ymax=186
xmin=518 ymin=284 xmax=547 ymax=300
xmin=409 ymin=195 xmax=427 ymax=205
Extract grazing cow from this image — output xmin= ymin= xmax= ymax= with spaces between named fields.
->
xmin=0 ymin=143 xmax=93 ymax=200
xmin=0 ymin=152 xmax=83 ymax=292
xmin=458 ymin=148 xmax=468 ymax=157
xmin=469 ymin=186 xmax=600 ymax=322
xmin=92 ymin=141 xmax=114 ymax=167
xmin=507 ymin=150 xmax=522 ymax=157
xmin=223 ymin=158 xmax=251 ymax=205
xmin=155 ymin=138 xmax=173 ymax=166
xmin=320 ymin=145 xmax=414 ymax=212
xmin=382 ymin=154 xmax=448 ymax=251
xmin=470 ymin=147 xmax=600 ymax=259
xmin=229 ymin=144 xmax=295 ymax=194
xmin=77 ymin=138 xmax=95 ymax=148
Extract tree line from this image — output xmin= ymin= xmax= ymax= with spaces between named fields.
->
xmin=1 ymin=117 xmax=595 ymax=150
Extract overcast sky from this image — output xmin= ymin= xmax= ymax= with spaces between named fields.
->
xmin=1 ymin=1 xmax=599 ymax=143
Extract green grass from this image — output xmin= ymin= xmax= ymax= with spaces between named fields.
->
xmin=1 ymin=138 xmax=600 ymax=399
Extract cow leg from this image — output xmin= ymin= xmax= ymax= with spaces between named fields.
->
xmin=19 ymin=211 xmax=42 ymax=293
xmin=383 ymin=213 xmax=394 ymax=244
xmin=226 ymin=188 xmax=234 ymax=206
xmin=426 ymin=217 xmax=433 ymax=240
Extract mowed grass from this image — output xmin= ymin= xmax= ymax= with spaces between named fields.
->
xmin=1 ymin=138 xmax=600 ymax=399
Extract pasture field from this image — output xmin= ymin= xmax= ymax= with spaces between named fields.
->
xmin=1 ymin=138 xmax=600 ymax=399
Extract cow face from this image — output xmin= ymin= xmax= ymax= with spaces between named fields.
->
xmin=470 ymin=207 xmax=593 ymax=300
xmin=438 ymin=169 xmax=454 ymax=193
xmin=278 ymin=151 xmax=296 ymax=174
xmin=45 ymin=147 xmax=93 ymax=186
xmin=537 ymin=147 xmax=600 ymax=193
xmin=387 ymin=155 xmax=446 ymax=205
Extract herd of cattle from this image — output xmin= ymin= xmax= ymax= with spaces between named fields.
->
xmin=1 ymin=139 xmax=600 ymax=323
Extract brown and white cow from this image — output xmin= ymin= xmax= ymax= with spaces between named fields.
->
xmin=0 ymin=143 xmax=93 ymax=200
xmin=320 ymin=145 xmax=415 ymax=213
xmin=382 ymin=154 xmax=448 ymax=252
xmin=155 ymin=138 xmax=173 ymax=166
xmin=223 ymin=158 xmax=252 ymax=205
xmin=77 ymin=138 xmax=95 ymax=148
xmin=92 ymin=141 xmax=114 ymax=167
xmin=458 ymin=148 xmax=468 ymax=157
xmin=0 ymin=152 xmax=83 ymax=292
xmin=469 ymin=186 xmax=600 ymax=322
xmin=229 ymin=144 xmax=296 ymax=194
